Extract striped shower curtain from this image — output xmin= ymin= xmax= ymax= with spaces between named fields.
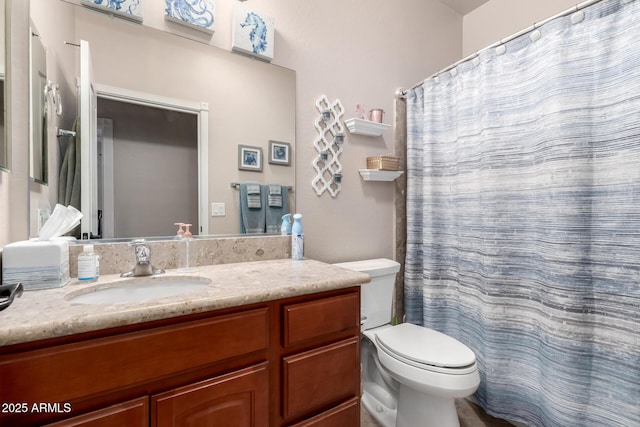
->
xmin=405 ymin=1 xmax=640 ymax=426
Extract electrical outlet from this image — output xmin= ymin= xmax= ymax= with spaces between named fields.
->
xmin=211 ymin=203 xmax=225 ymax=217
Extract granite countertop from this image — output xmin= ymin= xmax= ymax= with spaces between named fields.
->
xmin=0 ymin=259 xmax=370 ymax=347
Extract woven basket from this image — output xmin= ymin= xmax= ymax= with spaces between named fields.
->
xmin=367 ymin=155 xmax=400 ymax=171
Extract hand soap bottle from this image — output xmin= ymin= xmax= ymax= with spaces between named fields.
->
xmin=78 ymin=244 xmax=99 ymax=282
xmin=281 ymin=214 xmax=292 ymax=235
xmin=174 ymin=222 xmax=185 ymax=239
xmin=178 ymin=224 xmax=197 ymax=273
xmin=291 ymin=214 xmax=303 ymax=261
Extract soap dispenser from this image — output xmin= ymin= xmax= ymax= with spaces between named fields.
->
xmin=174 ymin=222 xmax=185 ymax=239
xmin=281 ymin=214 xmax=292 ymax=235
xmin=178 ymin=224 xmax=197 ymax=273
xmin=291 ymin=214 xmax=303 ymax=261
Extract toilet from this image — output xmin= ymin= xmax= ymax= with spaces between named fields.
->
xmin=334 ymin=258 xmax=480 ymax=427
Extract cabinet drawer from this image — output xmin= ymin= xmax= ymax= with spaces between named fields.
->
xmin=0 ymin=308 xmax=269 ymax=406
xmin=287 ymin=397 xmax=359 ymax=427
xmin=283 ymin=292 xmax=359 ymax=347
xmin=45 ymin=397 xmax=149 ymax=427
xmin=151 ymin=362 xmax=269 ymax=427
xmin=282 ymin=337 xmax=359 ymax=420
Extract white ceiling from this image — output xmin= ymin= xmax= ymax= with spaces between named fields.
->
xmin=439 ymin=0 xmax=490 ymax=15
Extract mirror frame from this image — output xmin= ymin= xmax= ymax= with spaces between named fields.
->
xmin=0 ymin=0 xmax=7 ymax=172
xmin=29 ymin=21 xmax=48 ymax=184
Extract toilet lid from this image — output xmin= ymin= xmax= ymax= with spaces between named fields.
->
xmin=375 ymin=323 xmax=476 ymax=369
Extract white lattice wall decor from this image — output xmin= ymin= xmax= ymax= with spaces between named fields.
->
xmin=312 ymin=95 xmax=345 ymax=197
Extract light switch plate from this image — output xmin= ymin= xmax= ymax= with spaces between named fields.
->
xmin=211 ymin=203 xmax=226 ymax=217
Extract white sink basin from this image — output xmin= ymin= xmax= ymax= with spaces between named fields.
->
xmin=66 ymin=276 xmax=211 ymax=305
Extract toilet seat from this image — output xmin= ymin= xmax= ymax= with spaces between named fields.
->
xmin=375 ymin=323 xmax=477 ymax=375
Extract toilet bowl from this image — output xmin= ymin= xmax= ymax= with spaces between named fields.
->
xmin=361 ymin=331 xmax=399 ymax=427
xmin=334 ymin=259 xmax=480 ymax=427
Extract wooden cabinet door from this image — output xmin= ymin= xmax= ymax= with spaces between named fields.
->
xmin=283 ymin=293 xmax=359 ymax=347
xmin=286 ymin=397 xmax=359 ymax=427
xmin=44 ymin=397 xmax=148 ymax=427
xmin=0 ymin=308 xmax=269 ymax=412
xmin=282 ymin=337 xmax=359 ymax=421
xmin=151 ymin=362 xmax=269 ymax=427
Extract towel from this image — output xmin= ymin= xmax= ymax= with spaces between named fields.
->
xmin=239 ymin=182 xmax=266 ymax=233
xmin=264 ymin=184 xmax=289 ymax=234
xmin=57 ymin=118 xmax=81 ymax=237
xmin=246 ymin=183 xmax=262 ymax=209
xmin=268 ymin=184 xmax=282 ymax=207
xmin=58 ymin=118 xmax=81 ymax=209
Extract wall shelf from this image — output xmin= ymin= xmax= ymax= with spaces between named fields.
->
xmin=359 ymin=169 xmax=403 ymax=181
xmin=344 ymin=118 xmax=391 ymax=136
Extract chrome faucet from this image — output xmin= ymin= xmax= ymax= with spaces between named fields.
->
xmin=121 ymin=240 xmax=165 ymax=277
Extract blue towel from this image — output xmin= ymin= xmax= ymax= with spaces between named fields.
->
xmin=246 ymin=183 xmax=262 ymax=209
xmin=240 ymin=183 xmax=266 ymax=233
xmin=268 ymin=184 xmax=282 ymax=207
xmin=264 ymin=184 xmax=289 ymax=234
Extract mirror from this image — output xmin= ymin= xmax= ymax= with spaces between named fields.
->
xmin=29 ymin=22 xmax=47 ymax=184
xmin=0 ymin=0 xmax=6 ymax=171
xmin=28 ymin=0 xmax=295 ymax=239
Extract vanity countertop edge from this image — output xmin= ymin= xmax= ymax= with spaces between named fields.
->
xmin=0 ymin=259 xmax=371 ymax=347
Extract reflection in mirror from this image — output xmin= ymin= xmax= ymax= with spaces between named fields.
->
xmin=29 ymin=0 xmax=296 ymax=240
xmin=0 ymin=0 xmax=6 ymax=171
xmin=29 ymin=23 xmax=47 ymax=184
xmin=97 ymin=98 xmax=198 ymax=238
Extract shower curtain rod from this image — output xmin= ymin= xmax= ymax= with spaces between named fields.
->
xmin=397 ymin=0 xmax=607 ymax=98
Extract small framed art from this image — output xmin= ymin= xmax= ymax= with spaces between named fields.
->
xmin=268 ymin=140 xmax=291 ymax=166
xmin=165 ymin=0 xmax=215 ymax=34
xmin=231 ymin=3 xmax=275 ymax=62
xmin=238 ymin=145 xmax=263 ymax=171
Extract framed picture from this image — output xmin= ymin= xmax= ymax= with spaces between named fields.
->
xmin=165 ymin=0 xmax=215 ymax=34
xmin=231 ymin=3 xmax=275 ymax=62
xmin=238 ymin=145 xmax=263 ymax=171
xmin=81 ymin=0 xmax=144 ymax=22
xmin=268 ymin=140 xmax=291 ymax=166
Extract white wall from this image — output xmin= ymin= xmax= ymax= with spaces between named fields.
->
xmin=463 ymin=0 xmax=578 ymax=56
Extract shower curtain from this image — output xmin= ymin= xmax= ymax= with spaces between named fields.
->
xmin=405 ymin=1 xmax=640 ymax=426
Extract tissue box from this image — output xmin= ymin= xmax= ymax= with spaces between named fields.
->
xmin=2 ymin=239 xmax=70 ymax=290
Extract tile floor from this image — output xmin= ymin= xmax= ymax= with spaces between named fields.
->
xmin=361 ymin=399 xmax=515 ymax=427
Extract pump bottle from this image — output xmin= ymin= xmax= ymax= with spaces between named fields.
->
xmin=178 ymin=224 xmax=197 ymax=273
xmin=291 ymin=214 xmax=303 ymax=260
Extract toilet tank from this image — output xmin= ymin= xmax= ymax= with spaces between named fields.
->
xmin=333 ymin=258 xmax=400 ymax=331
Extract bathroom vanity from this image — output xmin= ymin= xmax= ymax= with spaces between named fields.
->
xmin=0 ymin=259 xmax=369 ymax=426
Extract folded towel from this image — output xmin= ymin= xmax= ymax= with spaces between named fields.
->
xmin=246 ymin=184 xmax=262 ymax=209
xmin=240 ymin=183 xmax=266 ymax=233
xmin=264 ymin=184 xmax=289 ymax=234
xmin=268 ymin=184 xmax=282 ymax=207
